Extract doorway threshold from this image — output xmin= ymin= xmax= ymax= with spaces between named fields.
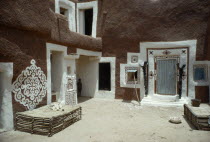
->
xmin=141 ymin=96 xmax=189 ymax=107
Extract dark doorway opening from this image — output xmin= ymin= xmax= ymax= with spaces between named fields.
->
xmin=99 ymin=63 xmax=111 ymax=91
xmin=84 ymin=9 xmax=93 ymax=36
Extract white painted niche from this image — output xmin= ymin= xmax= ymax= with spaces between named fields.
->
xmin=51 ymin=51 xmax=64 ymax=102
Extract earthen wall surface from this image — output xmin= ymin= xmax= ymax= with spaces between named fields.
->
xmin=98 ymin=0 xmax=210 ymax=100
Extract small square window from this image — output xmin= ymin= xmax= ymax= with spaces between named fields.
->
xmin=125 ymin=67 xmax=140 ymax=84
xmin=60 ymin=7 xmax=68 ymax=17
xmin=127 ymin=71 xmax=138 ymax=82
xmin=193 ymin=65 xmax=208 ymax=82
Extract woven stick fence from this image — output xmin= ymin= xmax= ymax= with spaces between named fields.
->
xmin=184 ymin=104 xmax=210 ymax=131
xmin=14 ymin=107 xmax=82 ymax=137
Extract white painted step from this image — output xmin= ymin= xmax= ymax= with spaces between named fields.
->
xmin=141 ymin=96 xmax=188 ymax=107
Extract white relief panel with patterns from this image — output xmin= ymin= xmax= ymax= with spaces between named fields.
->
xmin=65 ymin=75 xmax=77 ymax=105
xmin=13 ymin=59 xmax=47 ymax=110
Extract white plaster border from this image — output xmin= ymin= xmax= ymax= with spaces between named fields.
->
xmin=0 ymin=63 xmax=14 ymax=131
xmin=95 ymin=57 xmax=116 ymax=99
xmin=76 ymin=48 xmax=102 ymax=57
xmin=139 ymin=40 xmax=197 ymax=101
xmin=55 ymin=0 xmax=76 ymax=32
xmin=120 ymin=63 xmax=141 ymax=88
xmin=76 ymin=1 xmax=98 ymax=37
xmin=46 ymin=43 xmax=67 ymax=104
xmin=194 ymin=61 xmax=210 ymax=104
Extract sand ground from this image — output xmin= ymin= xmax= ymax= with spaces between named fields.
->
xmin=0 ymin=97 xmax=210 ymax=142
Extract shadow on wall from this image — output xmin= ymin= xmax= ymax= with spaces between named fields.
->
xmin=77 ymin=96 xmax=92 ymax=104
xmin=76 ymin=55 xmax=98 ymax=97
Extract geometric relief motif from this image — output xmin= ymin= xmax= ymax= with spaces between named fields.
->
xmin=65 ymin=75 xmax=77 ymax=106
xmin=162 ymin=50 xmax=171 ymax=55
xmin=131 ymin=55 xmax=138 ymax=63
xmin=13 ymin=59 xmax=47 ymax=110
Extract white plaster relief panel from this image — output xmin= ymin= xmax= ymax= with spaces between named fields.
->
xmin=13 ymin=59 xmax=47 ymax=110
xmin=127 ymin=53 xmax=140 ymax=64
xmin=65 ymin=75 xmax=77 ymax=105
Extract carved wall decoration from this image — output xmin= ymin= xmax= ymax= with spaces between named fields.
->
xmin=182 ymin=50 xmax=186 ymax=54
xmin=131 ymin=56 xmax=138 ymax=63
xmin=149 ymin=51 xmax=153 ymax=55
xmin=149 ymin=71 xmax=154 ymax=79
xmin=65 ymin=75 xmax=77 ymax=106
xmin=162 ymin=50 xmax=171 ymax=55
xmin=13 ymin=59 xmax=47 ymax=110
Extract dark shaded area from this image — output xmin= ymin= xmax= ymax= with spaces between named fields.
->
xmin=99 ymin=63 xmax=111 ymax=91
xmin=78 ymin=96 xmax=93 ymax=104
xmin=85 ymin=9 xmax=93 ymax=36
xmin=60 ymin=7 xmax=67 ymax=16
xmin=183 ymin=115 xmax=197 ymax=130
xmin=195 ymin=86 xmax=209 ymax=103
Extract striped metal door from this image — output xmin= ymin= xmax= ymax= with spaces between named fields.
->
xmin=156 ymin=59 xmax=177 ymax=95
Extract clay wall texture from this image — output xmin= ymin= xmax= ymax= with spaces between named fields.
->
xmin=97 ymin=0 xmax=210 ymax=100
xmin=0 ymin=0 xmax=210 ymax=107
xmin=0 ymin=0 xmax=101 ymax=113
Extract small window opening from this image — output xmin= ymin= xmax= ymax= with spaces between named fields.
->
xmin=99 ymin=63 xmax=111 ymax=91
xmin=127 ymin=70 xmax=138 ymax=82
xmin=60 ymin=7 xmax=68 ymax=17
xmin=194 ymin=67 xmax=206 ymax=81
xmin=84 ymin=9 xmax=93 ymax=36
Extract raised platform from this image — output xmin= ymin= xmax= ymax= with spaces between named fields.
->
xmin=14 ymin=105 xmax=82 ymax=137
xmin=184 ymin=104 xmax=210 ymax=131
xmin=141 ymin=95 xmax=188 ymax=107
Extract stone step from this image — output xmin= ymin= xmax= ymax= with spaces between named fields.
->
xmin=141 ymin=96 xmax=188 ymax=107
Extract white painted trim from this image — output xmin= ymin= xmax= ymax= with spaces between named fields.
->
xmin=76 ymin=1 xmax=98 ymax=37
xmin=120 ymin=63 xmax=141 ymax=88
xmin=55 ymin=0 xmax=76 ymax=32
xmin=76 ymin=48 xmax=102 ymax=57
xmin=46 ymin=43 xmax=67 ymax=104
xmin=95 ymin=57 xmax=116 ymax=99
xmin=194 ymin=61 xmax=210 ymax=104
xmin=193 ymin=61 xmax=210 ymax=86
xmin=139 ymin=40 xmax=197 ymax=101
xmin=0 ymin=63 xmax=14 ymax=131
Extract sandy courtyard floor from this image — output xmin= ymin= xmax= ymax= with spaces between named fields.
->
xmin=0 ymin=97 xmax=210 ymax=142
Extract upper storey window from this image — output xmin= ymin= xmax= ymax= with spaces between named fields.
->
xmin=55 ymin=0 xmax=76 ymax=32
xmin=60 ymin=7 xmax=68 ymax=17
xmin=77 ymin=1 xmax=98 ymax=37
xmin=79 ymin=8 xmax=93 ymax=36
